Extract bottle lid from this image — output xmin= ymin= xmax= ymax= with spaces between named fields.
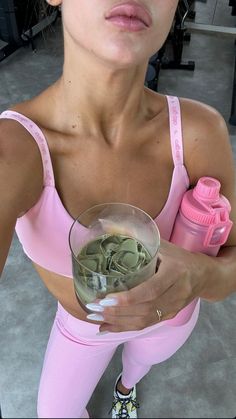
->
xmin=193 ymin=177 xmax=221 ymax=201
xmin=180 ymin=177 xmax=231 ymax=226
xmin=181 ymin=195 xmax=219 ymax=225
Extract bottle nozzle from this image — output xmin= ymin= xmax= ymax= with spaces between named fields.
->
xmin=193 ymin=177 xmax=221 ymax=201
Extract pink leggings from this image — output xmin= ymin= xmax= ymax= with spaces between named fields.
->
xmin=37 ymin=299 xmax=200 ymax=418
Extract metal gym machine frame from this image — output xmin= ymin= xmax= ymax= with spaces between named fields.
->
xmin=145 ymin=0 xmax=195 ymax=92
xmin=0 ymin=0 xmax=60 ymax=62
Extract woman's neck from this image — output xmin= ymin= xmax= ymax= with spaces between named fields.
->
xmin=47 ymin=50 xmax=153 ymax=144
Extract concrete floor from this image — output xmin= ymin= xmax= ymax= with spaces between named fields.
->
xmin=0 ymin=1 xmax=236 ymax=418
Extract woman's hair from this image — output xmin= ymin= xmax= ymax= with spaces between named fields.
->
xmin=33 ymin=0 xmax=62 ymax=51
xmin=36 ymin=0 xmax=61 ymax=20
xmin=38 ymin=0 xmax=53 ymax=18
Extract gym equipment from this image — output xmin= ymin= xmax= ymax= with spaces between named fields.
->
xmin=228 ymin=1 xmax=236 ymax=125
xmin=0 ymin=0 xmax=60 ymax=62
xmin=145 ymin=51 xmax=161 ymax=92
xmin=229 ymin=0 xmax=236 ymax=16
xmin=161 ymin=0 xmax=195 ymax=71
xmin=145 ymin=0 xmax=195 ymax=91
xmin=229 ymin=38 xmax=236 ymax=125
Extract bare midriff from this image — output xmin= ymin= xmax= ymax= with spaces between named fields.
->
xmin=33 ymin=262 xmax=101 ymax=324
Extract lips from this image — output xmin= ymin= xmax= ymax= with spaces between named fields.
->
xmin=105 ymin=1 xmax=152 ymax=28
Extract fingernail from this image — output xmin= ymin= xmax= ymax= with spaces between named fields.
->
xmin=96 ymin=331 xmax=109 ymax=336
xmin=87 ymin=314 xmax=104 ymax=321
xmin=86 ymin=303 xmax=104 ymax=312
xmin=99 ymin=298 xmax=118 ymax=307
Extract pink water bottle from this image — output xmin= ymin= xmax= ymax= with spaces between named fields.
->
xmin=170 ymin=177 xmax=233 ymax=256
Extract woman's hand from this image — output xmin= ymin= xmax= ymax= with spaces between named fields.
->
xmin=96 ymin=239 xmax=210 ymax=333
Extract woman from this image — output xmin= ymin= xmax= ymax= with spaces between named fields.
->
xmin=0 ymin=1 xmax=235 ymax=418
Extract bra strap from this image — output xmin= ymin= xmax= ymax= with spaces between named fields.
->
xmin=166 ymin=96 xmax=184 ymax=167
xmin=0 ymin=110 xmax=55 ymax=186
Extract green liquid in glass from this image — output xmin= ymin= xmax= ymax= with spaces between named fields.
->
xmin=72 ymin=234 xmax=153 ymax=305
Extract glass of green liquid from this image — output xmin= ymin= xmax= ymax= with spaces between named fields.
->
xmin=69 ymin=203 xmax=160 ymax=310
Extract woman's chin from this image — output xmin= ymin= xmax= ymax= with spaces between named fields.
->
xmin=98 ymin=49 xmax=147 ymax=69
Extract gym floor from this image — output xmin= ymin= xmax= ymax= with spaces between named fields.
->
xmin=0 ymin=1 xmax=236 ymax=418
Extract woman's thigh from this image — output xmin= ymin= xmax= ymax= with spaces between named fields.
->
xmin=37 ymin=317 xmax=118 ymax=418
xmin=123 ymin=300 xmax=200 ymax=368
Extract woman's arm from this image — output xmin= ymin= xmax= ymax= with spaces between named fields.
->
xmin=182 ymin=98 xmax=236 ymax=301
xmin=199 ymin=246 xmax=236 ymax=301
xmin=0 ymin=119 xmax=43 ymax=276
xmin=97 ymin=100 xmax=236 ymax=332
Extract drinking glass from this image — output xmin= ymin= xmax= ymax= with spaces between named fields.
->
xmin=69 ymin=203 xmax=160 ymax=310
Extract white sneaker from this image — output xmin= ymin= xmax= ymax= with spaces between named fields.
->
xmin=110 ymin=373 xmax=139 ymax=418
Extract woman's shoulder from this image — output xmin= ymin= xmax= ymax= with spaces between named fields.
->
xmin=1 ymin=94 xmax=47 ymax=126
xmin=2 ymin=80 xmax=57 ymax=129
xmin=0 ymin=95 xmax=46 ymax=160
xmin=179 ymin=96 xmax=228 ymax=138
xmin=147 ymin=90 xmax=226 ymax=133
xmin=0 ymin=90 xmax=56 ymax=157
xmin=0 ymin=98 xmax=44 ymax=215
xmin=0 ymin=96 xmax=45 ymax=150
xmin=177 ymin=96 xmax=233 ymax=186
xmin=0 ymin=99 xmax=35 ymax=146
xmin=179 ymin=96 xmax=230 ymax=151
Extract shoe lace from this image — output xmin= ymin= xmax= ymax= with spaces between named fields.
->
xmin=109 ymin=391 xmax=140 ymax=418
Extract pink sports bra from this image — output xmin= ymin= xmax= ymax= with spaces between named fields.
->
xmin=0 ymin=96 xmax=189 ymax=278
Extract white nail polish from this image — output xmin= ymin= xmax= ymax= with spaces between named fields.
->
xmin=86 ymin=303 xmax=104 ymax=312
xmin=87 ymin=314 xmax=104 ymax=321
xmin=99 ymin=298 xmax=118 ymax=307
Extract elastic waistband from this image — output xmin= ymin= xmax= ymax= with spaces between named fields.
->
xmin=56 ymin=299 xmax=200 ymax=343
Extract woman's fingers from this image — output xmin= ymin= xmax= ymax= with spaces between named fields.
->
xmin=92 ymin=242 xmax=201 ymax=333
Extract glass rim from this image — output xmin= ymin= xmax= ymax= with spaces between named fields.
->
xmin=68 ymin=202 xmax=160 ymax=278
